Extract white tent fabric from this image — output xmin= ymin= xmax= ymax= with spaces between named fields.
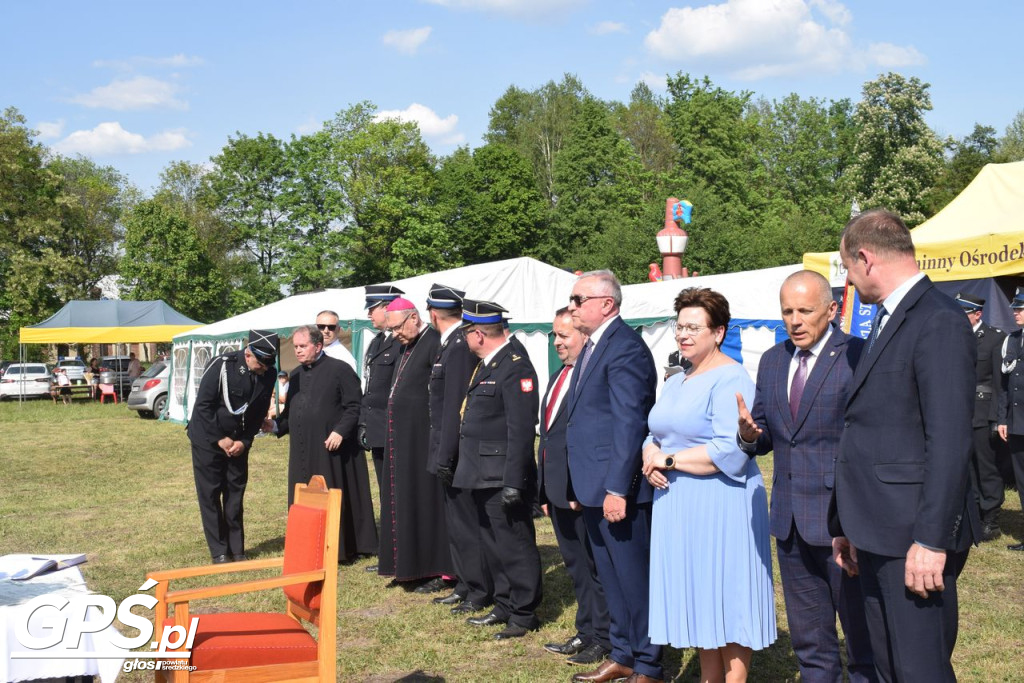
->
xmin=168 ymin=258 xmax=800 ymax=423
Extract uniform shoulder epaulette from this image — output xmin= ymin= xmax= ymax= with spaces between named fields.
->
xmin=510 ymin=353 xmax=521 ymax=362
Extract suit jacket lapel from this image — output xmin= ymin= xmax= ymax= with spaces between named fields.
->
xmin=567 ymin=317 xmax=620 ymax=416
xmin=849 ymin=277 xmax=931 ymax=399
xmin=792 ymin=331 xmax=845 ymax=431
xmin=773 ymin=340 xmax=796 ymax=429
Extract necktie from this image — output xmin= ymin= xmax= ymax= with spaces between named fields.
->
xmin=789 ymin=350 xmax=811 ymax=420
xmin=573 ymin=340 xmax=595 ymax=397
xmin=545 ymin=364 xmax=572 ymax=429
xmin=866 ymin=305 xmax=888 ymax=354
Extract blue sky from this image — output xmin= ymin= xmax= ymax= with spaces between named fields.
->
xmin=3 ymin=0 xmax=1021 ymax=193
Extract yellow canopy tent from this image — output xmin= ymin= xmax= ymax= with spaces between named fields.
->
xmin=804 ymin=160 xmax=1024 ymax=286
xmin=19 ymin=300 xmax=202 ymax=344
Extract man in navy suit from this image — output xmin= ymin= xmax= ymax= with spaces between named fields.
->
xmin=565 ymin=270 xmax=660 ymax=683
xmin=737 ymin=270 xmax=874 ymax=683
xmin=539 ymin=307 xmax=610 ymax=666
xmin=831 ymin=209 xmax=977 ymax=683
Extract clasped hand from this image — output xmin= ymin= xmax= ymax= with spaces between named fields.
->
xmin=641 ymin=444 xmax=670 ymax=489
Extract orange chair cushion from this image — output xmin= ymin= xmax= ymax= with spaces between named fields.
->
xmin=282 ymin=503 xmax=327 ymax=610
xmin=164 ymin=612 xmax=317 ymax=670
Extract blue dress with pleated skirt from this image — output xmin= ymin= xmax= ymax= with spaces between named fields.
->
xmin=645 ymin=363 xmax=776 ymax=650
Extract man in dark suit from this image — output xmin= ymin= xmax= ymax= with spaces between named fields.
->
xmin=539 ymin=307 xmax=610 ymax=666
xmin=358 ymin=284 xmax=402 ymax=574
xmin=737 ymin=270 xmax=874 ymax=683
xmin=564 ymin=270 xmax=661 ymax=683
xmin=955 ymin=292 xmax=1007 ymax=541
xmin=831 ymin=209 xmax=977 ymax=683
xmin=455 ymin=299 xmax=542 ymax=640
xmin=187 ymin=330 xmax=278 ymax=563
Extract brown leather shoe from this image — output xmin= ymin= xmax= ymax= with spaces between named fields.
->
xmin=624 ymin=674 xmax=664 ymax=683
xmin=571 ymin=658 xmax=633 ymax=682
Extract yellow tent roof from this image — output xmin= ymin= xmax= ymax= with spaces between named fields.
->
xmin=19 ymin=300 xmax=202 ymax=344
xmin=804 ymin=160 xmax=1024 ymax=284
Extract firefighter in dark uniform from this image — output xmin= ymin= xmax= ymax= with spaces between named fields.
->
xmin=359 ymin=284 xmax=403 ymax=574
xmin=187 ymin=330 xmax=278 ymax=563
xmin=425 ymin=284 xmax=493 ymax=611
xmin=455 ymin=300 xmax=542 ymax=640
xmin=957 ymin=292 xmax=1007 ymax=542
xmin=997 ymin=288 xmax=1024 ymax=551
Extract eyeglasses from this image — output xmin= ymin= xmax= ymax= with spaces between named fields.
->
xmin=569 ymin=294 xmax=611 ymax=307
xmin=386 ymin=314 xmax=412 ymax=333
xmin=673 ymin=323 xmax=709 ymax=336
xmin=316 ymin=323 xmax=338 ymax=331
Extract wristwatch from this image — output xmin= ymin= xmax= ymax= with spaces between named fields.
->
xmin=663 ymin=455 xmax=675 ymax=469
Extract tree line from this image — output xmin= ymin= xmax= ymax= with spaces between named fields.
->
xmin=2 ymin=71 xmax=1023 ymax=357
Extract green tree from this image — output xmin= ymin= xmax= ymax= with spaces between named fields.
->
xmin=995 ymin=110 xmax=1024 ymax=162
xmin=281 ymin=130 xmax=349 ymax=292
xmin=208 ymin=132 xmax=294 ymax=305
xmin=613 ymin=82 xmax=676 ymax=174
xmin=848 ymin=73 xmax=945 ymax=226
xmin=929 ymin=123 xmax=997 ymax=213
xmin=435 ymin=142 xmax=548 ymax=266
xmin=120 ymin=200 xmax=227 ymax=322
xmin=325 ymin=102 xmax=449 ymax=283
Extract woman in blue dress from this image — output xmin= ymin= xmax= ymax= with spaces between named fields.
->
xmin=642 ymin=287 xmax=776 ymax=682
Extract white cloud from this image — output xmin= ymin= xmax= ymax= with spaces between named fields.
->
xmin=422 ymin=0 xmax=586 ymax=20
xmin=35 ymin=119 xmax=65 ymax=140
xmin=53 ymin=122 xmax=192 ymax=155
xmin=645 ymin=0 xmax=923 ymax=79
xmin=69 ymin=76 xmax=187 ymax=110
xmin=382 ymin=26 xmax=433 ymax=55
xmin=374 ymin=103 xmax=464 ymax=144
xmin=590 ymin=21 xmax=626 ymax=35
xmin=638 ymin=72 xmax=668 ymax=91
xmin=294 ymin=116 xmax=322 ymax=135
xmin=867 ymin=42 xmax=926 ymax=68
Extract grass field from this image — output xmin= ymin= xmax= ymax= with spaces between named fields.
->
xmin=1 ymin=400 xmax=1022 ymax=681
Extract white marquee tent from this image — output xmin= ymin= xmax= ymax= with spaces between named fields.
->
xmin=167 ymin=257 xmax=800 ymax=423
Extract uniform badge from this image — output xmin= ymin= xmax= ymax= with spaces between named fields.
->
xmin=520 ymin=378 xmax=534 ymax=392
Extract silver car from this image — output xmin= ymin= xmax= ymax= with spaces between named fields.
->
xmin=56 ymin=359 xmax=88 ymax=383
xmin=126 ymin=361 xmax=169 ymax=418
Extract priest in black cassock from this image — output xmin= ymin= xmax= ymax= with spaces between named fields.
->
xmin=270 ymin=324 xmax=378 ymax=562
xmin=378 ymin=297 xmax=454 ymax=591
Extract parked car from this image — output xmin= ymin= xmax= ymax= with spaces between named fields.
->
xmin=0 ymin=363 xmax=52 ymax=399
xmin=126 ymin=361 xmax=168 ymax=418
xmin=99 ymin=355 xmax=133 ymax=396
xmin=56 ymin=359 xmax=88 ymax=383
xmin=0 ymin=360 xmax=14 ymax=377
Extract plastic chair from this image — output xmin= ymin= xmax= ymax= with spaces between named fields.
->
xmin=98 ymin=383 xmax=118 ymax=403
xmin=148 ymin=475 xmax=341 ymax=682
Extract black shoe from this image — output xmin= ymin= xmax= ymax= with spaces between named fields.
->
xmin=495 ymin=623 xmax=537 ymax=640
xmin=413 ymin=577 xmax=449 ymax=594
xmin=467 ymin=610 xmax=507 ymax=627
xmin=981 ymin=523 xmax=1002 ymax=541
xmin=232 ymin=553 xmax=248 ymax=562
xmin=365 ymin=564 xmax=379 ymax=573
xmin=433 ymin=591 xmax=465 ymax=605
xmin=1008 ymin=542 xmax=1024 ymax=551
xmin=567 ymin=643 xmax=611 ymax=666
xmin=544 ymin=635 xmax=586 ymax=655
xmin=211 ymin=554 xmax=231 ymax=564
xmin=451 ymin=601 xmax=487 ymax=615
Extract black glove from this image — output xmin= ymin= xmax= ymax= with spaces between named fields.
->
xmin=500 ymin=486 xmax=524 ymax=511
xmin=358 ymin=424 xmax=369 ymax=451
xmin=436 ymin=464 xmax=455 ymax=488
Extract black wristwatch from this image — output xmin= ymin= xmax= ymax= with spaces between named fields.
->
xmin=663 ymin=455 xmax=675 ymax=469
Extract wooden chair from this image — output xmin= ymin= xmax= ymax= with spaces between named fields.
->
xmin=147 ymin=475 xmax=341 ymax=682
